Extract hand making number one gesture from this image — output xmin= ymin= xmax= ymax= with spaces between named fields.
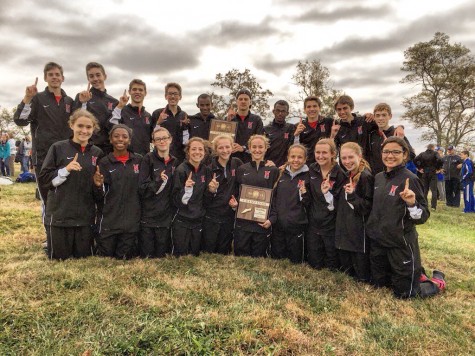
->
xmin=321 ymin=173 xmax=331 ymax=194
xmin=399 ymin=177 xmax=416 ymax=207
xmin=185 ymin=171 xmax=195 ymax=188
xmin=79 ymin=83 xmax=92 ymax=103
xmin=66 ymin=153 xmax=82 ymax=172
xmin=344 ymin=176 xmax=355 ymax=194
xmin=117 ymin=89 xmax=129 ymax=109
xmin=208 ymin=173 xmax=219 ymax=193
xmin=24 ymin=77 xmax=38 ymax=103
xmin=294 ymin=117 xmax=305 ymax=136
xmin=93 ymin=165 xmax=104 ymax=187
xmin=157 ymin=106 xmax=168 ymax=125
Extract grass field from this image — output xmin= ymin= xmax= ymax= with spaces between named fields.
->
xmin=0 ymin=182 xmax=474 ymax=355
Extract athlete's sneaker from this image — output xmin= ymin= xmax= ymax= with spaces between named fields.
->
xmin=419 ymin=273 xmax=430 ymax=283
xmin=431 ymin=270 xmax=446 ymax=291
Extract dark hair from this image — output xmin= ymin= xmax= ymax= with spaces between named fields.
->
xmin=274 ymin=100 xmax=289 ymax=110
xmin=185 ymin=137 xmax=206 ymax=160
xmin=197 ymin=93 xmax=211 ymax=102
xmin=373 ymin=103 xmax=392 ymax=115
xmin=86 ymin=62 xmax=106 ymax=76
xmin=381 ymin=136 xmax=410 ymax=163
xmin=334 ymin=95 xmax=354 ymax=110
xmin=43 ymin=62 xmax=63 ymax=77
xmin=109 ymin=124 xmax=132 ymax=139
xmin=304 ymin=96 xmax=322 ymax=108
xmin=129 ymin=79 xmax=147 ymax=91
xmin=236 ymin=88 xmax=252 ymax=100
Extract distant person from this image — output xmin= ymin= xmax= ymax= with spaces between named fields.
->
xmin=0 ymin=133 xmax=11 ymax=176
xmin=436 ymin=147 xmax=446 ymax=202
xmin=152 ymin=82 xmax=189 ymax=163
xmin=20 ymin=136 xmax=32 ymax=173
xmin=460 ymin=150 xmax=474 ymax=213
xmin=443 ymin=145 xmax=463 ymax=207
xmin=110 ymin=79 xmax=153 ymax=156
xmin=7 ymin=132 xmax=16 ymax=177
xmin=74 ymin=62 xmax=118 ymax=154
xmin=293 ymin=96 xmax=334 ymax=164
xmin=367 ymin=103 xmax=415 ymax=175
xmin=263 ymin=100 xmax=295 ymax=167
xmin=229 ymin=89 xmax=264 ymax=163
xmin=13 ymin=62 xmax=74 ymax=203
xmin=367 ymin=136 xmax=446 ymax=298
xmin=414 ymin=144 xmax=443 ymax=210
xmin=188 ymin=93 xmax=214 ymax=140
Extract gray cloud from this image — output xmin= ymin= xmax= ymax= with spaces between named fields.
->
xmin=297 ymin=4 xmax=392 ymax=22
xmin=253 ymin=55 xmax=297 ymax=74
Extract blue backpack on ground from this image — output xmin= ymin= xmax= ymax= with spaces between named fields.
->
xmin=16 ymin=172 xmax=36 ymax=183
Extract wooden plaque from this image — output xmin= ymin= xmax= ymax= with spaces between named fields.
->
xmin=236 ymin=185 xmax=273 ymax=223
xmin=208 ymin=119 xmax=237 ymax=142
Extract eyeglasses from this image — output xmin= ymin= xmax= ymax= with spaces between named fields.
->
xmin=153 ymin=136 xmax=170 ymax=142
xmin=166 ymin=92 xmax=180 ymax=97
xmin=382 ymin=150 xmax=403 ymax=156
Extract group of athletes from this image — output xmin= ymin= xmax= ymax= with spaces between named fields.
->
xmin=13 ymin=61 xmax=446 ymax=299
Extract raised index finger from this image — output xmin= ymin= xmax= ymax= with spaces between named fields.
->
xmin=213 ymin=173 xmax=216 ymax=180
xmin=188 ymin=171 xmax=193 ymax=180
xmin=34 ymin=77 xmax=38 ymax=86
xmin=96 ymin=165 xmax=100 ymax=173
xmin=405 ymin=178 xmax=409 ymax=190
xmin=73 ymin=153 xmax=78 ymax=162
xmin=123 ymin=89 xmax=127 ymax=97
xmin=87 ymin=82 xmax=91 ymax=91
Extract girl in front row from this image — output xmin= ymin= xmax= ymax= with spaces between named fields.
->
xmin=138 ymin=127 xmax=179 ymax=258
xmin=306 ymin=138 xmax=346 ymax=270
xmin=233 ymin=135 xmax=280 ymax=257
xmin=172 ymin=137 xmax=211 ymax=256
xmin=94 ymin=124 xmax=142 ymax=259
xmin=39 ymin=109 xmax=103 ymax=260
xmin=335 ymin=142 xmax=374 ymax=282
xmin=203 ymin=135 xmax=243 ymax=254
xmin=268 ymin=144 xmax=310 ymax=263
xmin=367 ymin=136 xmax=445 ymax=298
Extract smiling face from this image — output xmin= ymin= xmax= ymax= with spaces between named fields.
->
xmin=335 ymin=103 xmax=353 ymax=122
xmin=382 ymin=142 xmax=407 ymax=171
xmin=44 ymin=67 xmax=64 ymax=90
xmin=110 ymin=128 xmax=130 ymax=154
xmin=374 ymin=110 xmax=392 ymax=130
xmin=197 ymin=97 xmax=212 ymax=117
xmin=70 ymin=116 xmax=94 ymax=146
xmin=340 ymin=147 xmax=361 ymax=174
xmin=236 ymin=93 xmax=251 ymax=113
xmin=129 ymin=84 xmax=146 ymax=105
xmin=288 ymin=146 xmax=306 ymax=172
xmin=165 ymin=86 xmax=182 ymax=106
xmin=188 ymin=140 xmax=205 ymax=165
xmin=273 ymin=103 xmax=289 ymax=124
xmin=314 ymin=142 xmax=335 ymax=169
xmin=215 ymin=137 xmax=233 ymax=162
xmin=87 ymin=67 xmax=106 ymax=91
xmin=304 ymin=100 xmax=320 ymax=121
xmin=249 ymin=137 xmax=267 ymax=162
xmin=153 ymin=131 xmax=172 ymax=154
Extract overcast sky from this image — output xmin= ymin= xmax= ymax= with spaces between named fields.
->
xmin=1 ymin=0 xmax=474 ymax=152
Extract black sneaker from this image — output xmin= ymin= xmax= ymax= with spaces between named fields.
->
xmin=431 ymin=270 xmax=446 ymax=291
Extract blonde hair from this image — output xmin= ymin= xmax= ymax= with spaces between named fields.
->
xmin=340 ymin=142 xmax=371 ymax=185
xmin=315 ymin=138 xmax=337 ymax=168
xmin=248 ymin=134 xmax=269 ymax=149
xmin=185 ymin=137 xmax=206 ymax=160
xmin=212 ymin=134 xmax=234 ymax=152
xmin=152 ymin=126 xmax=171 ymax=140
xmin=288 ymin=144 xmax=307 ymax=158
xmin=69 ymin=109 xmax=99 ymax=132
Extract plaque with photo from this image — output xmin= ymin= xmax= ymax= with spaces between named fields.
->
xmin=236 ymin=185 xmax=273 ymax=223
xmin=208 ymin=119 xmax=237 ymax=142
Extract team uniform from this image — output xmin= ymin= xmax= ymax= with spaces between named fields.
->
xmin=461 ymin=158 xmax=475 ymax=213
xmin=366 ymin=165 xmax=440 ymax=298
xmin=38 ymin=140 xmax=103 ymax=260
xmin=203 ymin=157 xmax=243 ymax=254
xmin=138 ymin=150 xmax=178 ymax=257
xmin=171 ymin=161 xmax=211 ymax=256
xmin=152 ymin=106 xmax=188 ymax=163
xmin=234 ymin=162 xmax=280 ymax=257
xmin=14 ymin=87 xmax=73 ymax=203
xmin=96 ymin=152 xmax=142 ymax=258
xmin=368 ymin=126 xmax=415 ymax=175
xmin=334 ymin=114 xmax=378 ymax=160
xmin=73 ymin=88 xmax=118 ymax=154
xmin=307 ymin=163 xmax=346 ymax=269
xmin=231 ymin=113 xmax=264 ymax=163
xmin=268 ymin=165 xmax=310 ymax=263
xmin=263 ymin=120 xmax=295 ymax=167
xmin=295 ymin=116 xmax=333 ymax=164
xmin=335 ymin=168 xmax=374 ymax=282
xmin=188 ymin=113 xmax=214 ymax=140
xmin=110 ymin=104 xmax=153 ymax=156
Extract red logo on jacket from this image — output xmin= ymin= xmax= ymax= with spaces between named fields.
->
xmin=248 ymin=122 xmax=253 ymax=129
xmin=107 ymin=102 xmax=113 ymax=110
xmin=145 ymin=117 xmax=150 ymax=125
xmin=264 ymin=170 xmax=270 ymax=179
xmin=231 ymin=169 xmax=235 ymax=176
xmin=320 ymin=124 xmax=325 ymax=132
xmin=91 ymin=156 xmax=97 ymax=166
xmin=284 ymin=132 xmax=289 ymax=139
xmin=133 ymin=164 xmax=139 ymax=174
xmin=358 ymin=126 xmax=363 ymax=135
xmin=65 ymin=104 xmax=71 ymax=113
xmin=389 ymin=185 xmax=398 ymax=196
xmin=201 ymin=175 xmax=205 ymax=183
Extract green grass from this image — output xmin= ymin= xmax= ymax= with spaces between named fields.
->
xmin=0 ymin=183 xmax=474 ymax=355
